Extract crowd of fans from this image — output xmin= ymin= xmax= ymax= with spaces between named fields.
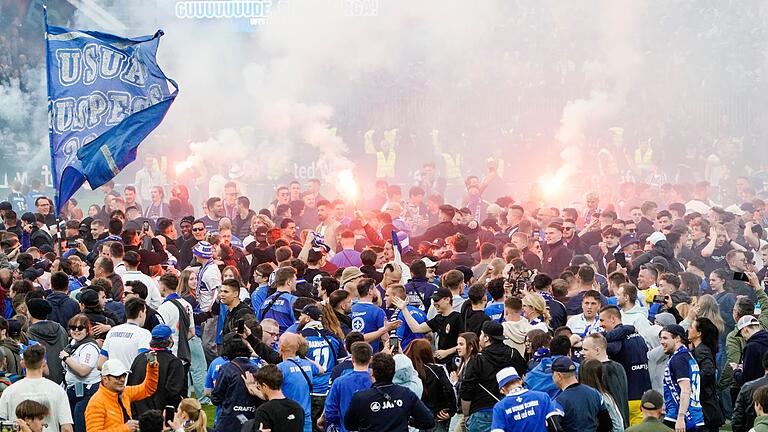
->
xmin=0 ymin=162 xmax=766 ymax=432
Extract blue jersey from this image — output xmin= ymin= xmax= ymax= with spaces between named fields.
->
xmin=663 ymin=346 xmax=704 ymax=429
xmin=258 ymin=291 xmax=297 ymax=334
xmin=279 ymin=356 xmax=320 ymax=432
xmin=395 ymin=306 xmax=427 ymax=351
xmin=324 ymin=370 xmax=372 ymax=432
xmin=300 ymin=324 xmax=344 ymax=396
xmin=491 ymin=387 xmax=563 ymax=432
xmin=250 ymin=284 xmax=270 ymax=314
xmin=350 ymin=301 xmax=385 ymax=352
xmin=485 ymin=302 xmax=505 ymax=323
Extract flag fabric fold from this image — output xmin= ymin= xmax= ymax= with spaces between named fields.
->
xmin=45 ymin=10 xmax=178 ymax=213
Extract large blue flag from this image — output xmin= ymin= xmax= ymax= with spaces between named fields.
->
xmin=45 ymin=12 xmax=178 ymax=213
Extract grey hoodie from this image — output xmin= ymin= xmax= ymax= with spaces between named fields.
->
xmin=621 ymin=304 xmax=651 ymax=335
xmin=27 ymin=320 xmax=69 ymax=385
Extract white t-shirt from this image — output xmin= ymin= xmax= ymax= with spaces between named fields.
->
xmin=566 ymin=314 xmax=601 ymax=337
xmin=0 ymin=377 xmax=73 ymax=432
xmin=101 ymin=323 xmax=151 ymax=369
xmin=122 ymin=270 xmax=163 ymax=309
xmin=64 ymin=341 xmax=101 ymax=385
xmin=157 ymin=297 xmax=195 ymax=357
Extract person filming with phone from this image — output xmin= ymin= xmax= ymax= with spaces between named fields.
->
xmin=85 ymin=350 xmax=159 ymax=432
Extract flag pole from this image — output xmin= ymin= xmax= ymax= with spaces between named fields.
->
xmin=43 ymin=5 xmax=60 ymax=218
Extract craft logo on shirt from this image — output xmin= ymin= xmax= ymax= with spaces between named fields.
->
xmin=352 ymin=317 xmax=364 ymax=332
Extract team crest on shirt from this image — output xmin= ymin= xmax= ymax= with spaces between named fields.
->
xmin=370 ymin=402 xmax=381 ymax=412
xmin=352 ymin=317 xmax=364 ymax=331
xmin=445 ymin=323 xmax=450 ymax=333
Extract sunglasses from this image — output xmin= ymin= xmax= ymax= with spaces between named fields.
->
xmin=69 ymin=326 xmax=86 ymax=331
xmin=192 ymin=227 xmax=205 ymax=232
xmin=563 ymin=227 xmax=575 ymax=231
xmin=124 ymin=290 xmax=135 ymax=295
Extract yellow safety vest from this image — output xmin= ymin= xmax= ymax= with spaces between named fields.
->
xmin=443 ymin=153 xmax=462 ymax=180
xmin=376 ymin=150 xmax=396 ymax=178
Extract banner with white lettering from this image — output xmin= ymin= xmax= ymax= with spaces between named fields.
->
xmin=45 ymin=10 xmax=178 ymax=213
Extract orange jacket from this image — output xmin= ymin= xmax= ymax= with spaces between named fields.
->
xmin=85 ymin=362 xmax=159 ymax=432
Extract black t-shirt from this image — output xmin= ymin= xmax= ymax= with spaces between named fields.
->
xmin=460 ymin=301 xmax=490 ymax=336
xmin=427 ymin=311 xmax=462 ymax=351
xmin=251 ymin=398 xmax=305 ymax=432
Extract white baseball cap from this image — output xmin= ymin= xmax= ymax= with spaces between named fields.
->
xmin=101 ymin=359 xmax=131 ymax=377
xmin=737 ymin=315 xmax=760 ymax=331
xmin=421 ymin=257 xmax=438 ymax=268
xmin=647 ymin=232 xmax=666 ymax=246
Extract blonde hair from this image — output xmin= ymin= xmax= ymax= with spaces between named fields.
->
xmin=178 ymin=398 xmax=207 ymax=432
xmin=522 ymin=292 xmax=551 ymax=323
xmin=696 ymin=294 xmax=725 ymax=333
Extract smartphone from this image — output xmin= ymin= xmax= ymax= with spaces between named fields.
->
xmin=142 ymin=221 xmax=150 ymax=232
xmin=163 ymin=405 xmax=175 ymax=424
xmin=733 ymin=272 xmax=750 ymax=282
xmin=0 ymin=421 xmax=17 ymax=432
xmin=613 ymin=252 xmax=627 ymax=267
xmin=652 ymin=295 xmax=666 ymax=304
xmin=237 ymin=319 xmax=245 ymax=334
xmin=389 ymin=336 xmax=401 ymax=354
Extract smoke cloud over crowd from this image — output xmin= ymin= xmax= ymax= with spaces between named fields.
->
xmin=1 ymin=1 xmax=767 ymax=205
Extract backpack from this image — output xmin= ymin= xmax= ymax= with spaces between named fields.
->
xmin=168 ymin=299 xmax=191 ymax=365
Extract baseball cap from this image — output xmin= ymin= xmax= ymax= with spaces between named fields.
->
xmin=431 ymin=288 xmax=453 ymax=302
xmin=420 ymin=257 xmax=438 ymax=268
xmin=647 ymin=232 xmax=666 ymax=246
xmin=738 ymin=315 xmax=760 ymax=331
xmin=620 ymin=234 xmax=639 ymax=250
xmin=77 ymin=289 xmax=100 ymax=308
xmin=20 ymin=212 xmax=36 ymax=225
xmin=661 ymin=324 xmax=688 ymax=342
xmin=101 ymin=359 xmax=131 ymax=377
xmin=640 ymin=389 xmax=664 ymax=410
xmin=551 ymin=356 xmax=577 ymax=372
xmin=741 ymin=202 xmax=757 ymax=213
xmin=496 ymin=367 xmax=521 ymax=389
xmin=301 ymin=304 xmax=322 ymax=321
xmin=193 ymin=241 xmax=213 ymax=259
xmin=151 ymin=324 xmax=173 ymax=341
xmin=482 ymin=321 xmax=504 ymax=342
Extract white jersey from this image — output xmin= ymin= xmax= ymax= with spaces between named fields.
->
xmin=197 ymin=260 xmax=222 ymax=312
xmin=100 ymin=323 xmax=151 ymax=369
xmin=157 ymin=296 xmax=195 ymax=357
xmin=0 ymin=377 xmax=72 ymax=432
xmin=122 ymin=270 xmax=163 ymax=309
xmin=566 ymin=314 xmax=601 ymax=337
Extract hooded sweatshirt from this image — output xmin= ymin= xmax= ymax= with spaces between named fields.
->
xmin=0 ymin=339 xmax=20 ymax=376
xmin=605 ymin=324 xmax=651 ymax=401
xmin=460 ymin=342 xmax=526 ymax=414
xmin=27 ymin=320 xmax=68 ymax=384
xmin=502 ymin=319 xmax=532 ymax=356
xmin=621 ymin=303 xmax=651 ymax=335
xmin=735 ymin=330 xmax=768 ymax=385
xmin=45 ymin=291 xmax=80 ymax=329
xmin=393 ymin=354 xmax=423 ymax=398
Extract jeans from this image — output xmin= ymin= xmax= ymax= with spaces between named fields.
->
xmin=419 ymin=420 xmax=450 ymax=432
xmin=201 ymin=318 xmax=218 ymax=363
xmin=188 ymin=335 xmax=208 ymax=402
xmin=311 ymin=395 xmax=326 ymax=432
xmin=466 ymin=410 xmax=492 ymax=432
xmin=66 ymin=383 xmax=98 ymax=432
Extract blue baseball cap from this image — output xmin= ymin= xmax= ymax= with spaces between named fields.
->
xmin=151 ymin=324 xmax=173 ymax=341
xmin=551 ymin=356 xmax=577 ymax=372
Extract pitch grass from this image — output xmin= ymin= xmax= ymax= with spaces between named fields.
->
xmin=198 ymin=404 xmax=736 ymax=430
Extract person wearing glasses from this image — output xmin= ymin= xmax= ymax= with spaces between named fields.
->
xmin=60 ymin=314 xmax=101 ymax=432
xmin=85 ymin=352 xmax=159 ymax=432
